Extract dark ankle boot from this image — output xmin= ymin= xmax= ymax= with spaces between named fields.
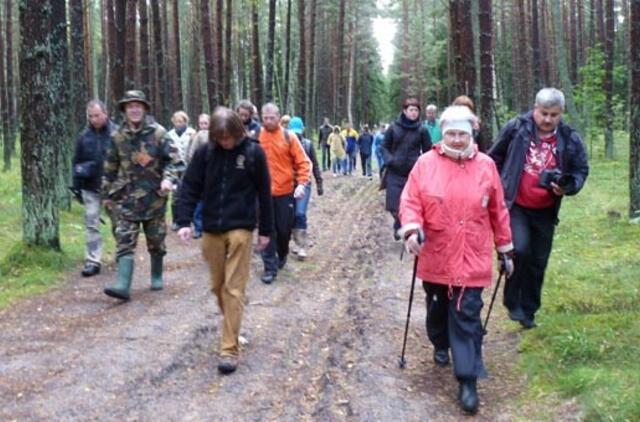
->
xmin=458 ymin=379 xmax=479 ymax=414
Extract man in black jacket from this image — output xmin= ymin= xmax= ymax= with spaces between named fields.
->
xmin=318 ymin=117 xmax=333 ymax=171
xmin=71 ymin=100 xmax=117 ymax=277
xmin=489 ymin=88 xmax=589 ymax=329
xmin=380 ymin=97 xmax=432 ymax=240
xmin=175 ymin=107 xmax=273 ymax=374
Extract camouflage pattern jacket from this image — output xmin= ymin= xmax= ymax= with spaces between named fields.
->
xmin=102 ymin=118 xmax=184 ymax=220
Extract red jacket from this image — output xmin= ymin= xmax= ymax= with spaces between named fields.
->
xmin=399 ymin=145 xmax=512 ymax=289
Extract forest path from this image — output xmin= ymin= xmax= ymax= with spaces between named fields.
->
xmin=0 ymin=172 xmax=574 ymax=421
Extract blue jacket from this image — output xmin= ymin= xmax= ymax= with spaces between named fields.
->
xmin=357 ymin=132 xmax=374 ymax=156
xmin=488 ymin=111 xmax=589 ymax=221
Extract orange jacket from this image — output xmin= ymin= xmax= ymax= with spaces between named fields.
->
xmin=259 ymin=127 xmax=311 ymax=196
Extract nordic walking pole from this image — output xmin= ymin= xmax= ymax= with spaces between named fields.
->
xmin=483 ymin=269 xmax=504 ymax=334
xmin=399 ymin=229 xmax=424 ymax=369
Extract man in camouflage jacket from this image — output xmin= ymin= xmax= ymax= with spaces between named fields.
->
xmin=102 ymin=90 xmax=184 ymax=301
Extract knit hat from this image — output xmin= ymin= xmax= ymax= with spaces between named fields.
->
xmin=439 ymin=106 xmax=474 ymax=136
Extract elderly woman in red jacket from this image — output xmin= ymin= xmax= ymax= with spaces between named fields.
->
xmin=398 ymin=105 xmax=514 ymax=414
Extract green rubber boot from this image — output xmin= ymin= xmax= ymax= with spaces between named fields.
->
xmin=104 ymin=255 xmax=134 ymax=300
xmin=150 ymin=254 xmax=164 ymax=291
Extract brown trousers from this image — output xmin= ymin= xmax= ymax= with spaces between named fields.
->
xmin=201 ymin=229 xmax=253 ymax=357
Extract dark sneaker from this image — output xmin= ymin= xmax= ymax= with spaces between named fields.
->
xmin=393 ymin=231 xmax=401 ymax=242
xmin=433 ymin=348 xmax=450 ymax=366
xmin=171 ymin=222 xmax=179 ymax=232
xmin=277 ymin=256 xmax=287 ymax=270
xmin=192 ymin=231 xmax=203 ymax=239
xmin=218 ymin=356 xmax=238 ymax=374
xmin=81 ymin=262 xmax=100 ymax=277
xmin=261 ymin=272 xmax=276 ymax=284
xmin=458 ymin=379 xmax=479 ymax=414
xmin=520 ymin=317 xmax=537 ymax=329
xmin=508 ymin=307 xmax=526 ymax=322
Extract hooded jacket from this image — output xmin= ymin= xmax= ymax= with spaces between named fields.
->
xmin=72 ymin=121 xmax=116 ymax=192
xmin=399 ymin=145 xmax=513 ymax=289
xmin=381 ymin=113 xmax=432 ymax=177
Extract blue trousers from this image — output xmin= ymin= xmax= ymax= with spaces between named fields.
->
xmin=294 ymin=184 xmax=312 ymax=229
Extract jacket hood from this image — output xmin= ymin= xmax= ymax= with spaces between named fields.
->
xmin=396 ymin=112 xmax=421 ymax=130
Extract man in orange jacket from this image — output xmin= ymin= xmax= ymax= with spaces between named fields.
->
xmin=258 ymin=103 xmax=311 ymax=283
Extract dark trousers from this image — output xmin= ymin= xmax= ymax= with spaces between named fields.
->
xmin=261 ymin=194 xmax=294 ymax=275
xmin=321 ymin=145 xmax=331 ymax=171
xmin=504 ymin=204 xmax=556 ymax=320
xmin=423 ymin=282 xmax=487 ymax=380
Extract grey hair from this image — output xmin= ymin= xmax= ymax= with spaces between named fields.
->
xmin=426 ymin=104 xmax=437 ymax=112
xmin=235 ymin=99 xmax=255 ymax=113
xmin=261 ymin=102 xmax=280 ymax=115
xmin=535 ymin=88 xmax=565 ymax=109
xmin=86 ymin=99 xmax=108 ymax=115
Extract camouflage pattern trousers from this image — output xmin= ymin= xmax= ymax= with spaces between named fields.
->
xmin=82 ymin=190 xmax=118 ymax=265
xmin=115 ymin=214 xmax=167 ymax=260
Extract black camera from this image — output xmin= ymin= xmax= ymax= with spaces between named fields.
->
xmin=539 ymin=168 xmax=573 ymax=191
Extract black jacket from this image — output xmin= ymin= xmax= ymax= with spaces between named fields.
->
xmin=357 ymin=132 xmax=374 ymax=156
xmin=488 ymin=111 xmax=589 ymax=220
xmin=318 ymin=124 xmax=333 ymax=147
xmin=380 ymin=113 xmax=432 ymax=177
xmin=72 ymin=121 xmax=116 ymax=192
xmin=297 ymin=135 xmax=323 ymax=194
xmin=176 ymin=137 xmax=274 ymax=236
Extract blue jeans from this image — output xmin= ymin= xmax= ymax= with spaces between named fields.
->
xmin=332 ymin=158 xmax=342 ymax=174
xmin=360 ymin=153 xmax=372 ymax=176
xmin=193 ymin=201 xmax=203 ymax=233
xmin=294 ymin=184 xmax=312 ymax=229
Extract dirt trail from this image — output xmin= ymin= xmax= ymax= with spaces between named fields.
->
xmin=0 ymin=174 xmax=573 ymax=421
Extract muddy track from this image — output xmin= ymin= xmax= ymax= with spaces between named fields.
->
xmin=0 ymin=174 xmax=578 ymax=421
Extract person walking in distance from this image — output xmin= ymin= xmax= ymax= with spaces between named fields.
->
xmin=318 ymin=117 xmax=333 ymax=171
xmin=399 ymin=105 xmax=514 ymax=414
xmin=380 ymin=97 xmax=432 ymax=240
xmin=357 ymin=125 xmax=374 ymax=179
xmin=185 ymin=113 xmax=211 ymax=239
xmin=258 ymin=103 xmax=311 ymax=284
xmin=288 ymin=116 xmax=324 ymax=260
xmin=176 ymin=107 xmax=273 ymax=374
xmin=327 ymin=126 xmax=346 ymax=177
xmin=71 ymin=99 xmax=118 ymax=277
xmin=167 ymin=111 xmax=196 ymax=231
xmin=102 ymin=90 xmax=184 ymax=301
xmin=489 ymin=88 xmax=589 ymax=329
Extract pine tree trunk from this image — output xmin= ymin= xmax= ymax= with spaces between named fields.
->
xmin=283 ymin=0 xmax=291 ymax=110
xmin=0 ymin=2 xmax=10 ymax=171
xmin=460 ymin=0 xmax=475 ymax=100
xmin=215 ymin=0 xmax=224 ymax=105
xmin=297 ymin=0 xmax=307 ymax=116
xmin=124 ymin=0 xmax=137 ymax=90
xmin=82 ymin=0 xmax=95 ymax=99
xmin=70 ymin=0 xmax=88 ymax=133
xmin=6 ymin=0 xmax=17 ymax=148
xmin=265 ymin=0 xmax=276 ymax=102
xmin=479 ymin=0 xmax=494 ymax=145
xmin=307 ymin=0 xmax=317 ymax=126
xmin=200 ymin=0 xmax=217 ymax=112
xmin=224 ymin=0 xmax=232 ymax=104
xmin=188 ymin=1 xmax=201 ymax=118
xmin=569 ymin=0 xmax=578 ymax=83
xmin=629 ymin=0 xmax=640 ymax=217
xmin=251 ymin=0 xmax=263 ymax=108
xmin=603 ymin=0 xmax=614 ymax=159
xmin=19 ymin=0 xmax=61 ymax=249
xmin=111 ymin=0 xmax=125 ymax=111
xmin=151 ymin=0 xmax=169 ymax=122
xmin=531 ymin=0 xmax=542 ymax=89
xmin=345 ymin=0 xmax=355 ymax=124
xmin=596 ymin=0 xmax=605 ymax=46
xmin=539 ymin=0 xmax=551 ymax=86
xmin=139 ymin=0 xmax=151 ymax=96
xmin=172 ymin=0 xmax=183 ymax=108
xmin=336 ymin=0 xmax=345 ymax=117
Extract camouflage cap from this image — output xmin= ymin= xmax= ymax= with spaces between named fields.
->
xmin=118 ymin=90 xmax=151 ymax=112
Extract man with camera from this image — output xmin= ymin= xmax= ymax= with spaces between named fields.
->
xmin=489 ymin=88 xmax=589 ymax=329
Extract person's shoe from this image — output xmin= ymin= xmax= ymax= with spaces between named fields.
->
xmin=171 ymin=222 xmax=180 ymax=232
xmin=393 ymin=231 xmax=401 ymax=242
xmin=217 ymin=356 xmax=238 ymax=374
xmin=458 ymin=379 xmax=479 ymax=414
xmin=508 ymin=307 xmax=526 ymax=321
xmin=150 ymin=254 xmax=164 ymax=291
xmin=433 ymin=348 xmax=450 ymax=366
xmin=520 ymin=317 xmax=537 ymax=329
xmin=277 ymin=255 xmax=287 ymax=270
xmin=104 ymin=255 xmax=134 ymax=300
xmin=192 ymin=231 xmax=203 ymax=239
xmin=261 ymin=272 xmax=276 ymax=284
xmin=295 ymin=229 xmax=308 ymax=261
xmin=81 ymin=262 xmax=101 ymax=277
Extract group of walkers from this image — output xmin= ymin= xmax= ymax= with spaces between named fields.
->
xmin=71 ymin=85 xmax=589 ymax=414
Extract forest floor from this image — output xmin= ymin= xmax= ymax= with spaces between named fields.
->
xmin=0 ymin=173 xmax=580 ymax=421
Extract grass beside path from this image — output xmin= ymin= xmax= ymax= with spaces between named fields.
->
xmin=517 ymin=133 xmax=640 ymax=420
xmin=0 ymin=157 xmax=115 ymax=309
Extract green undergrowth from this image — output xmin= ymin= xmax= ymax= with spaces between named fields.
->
xmin=0 ymin=155 xmax=115 ymax=309
xmin=517 ymin=131 xmax=640 ymax=421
